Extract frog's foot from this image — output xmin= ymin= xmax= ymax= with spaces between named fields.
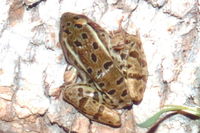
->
xmin=62 ymin=84 xmax=121 ymax=127
xmin=63 ymin=66 xmax=78 ymax=85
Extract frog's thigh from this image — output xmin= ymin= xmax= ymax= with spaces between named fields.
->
xmin=62 ymin=84 xmax=121 ymax=127
xmin=126 ymin=38 xmax=148 ymax=103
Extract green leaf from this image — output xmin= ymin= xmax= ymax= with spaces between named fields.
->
xmin=137 ymin=105 xmax=200 ymax=128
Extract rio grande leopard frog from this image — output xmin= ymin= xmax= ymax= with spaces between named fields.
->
xmin=59 ymin=12 xmax=148 ymax=127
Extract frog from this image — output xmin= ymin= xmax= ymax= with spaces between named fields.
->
xmin=59 ymin=12 xmax=148 ymax=127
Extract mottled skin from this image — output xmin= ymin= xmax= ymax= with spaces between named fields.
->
xmin=59 ymin=12 xmax=148 ymax=127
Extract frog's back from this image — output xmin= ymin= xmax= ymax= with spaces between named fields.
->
xmin=60 ymin=12 xmax=133 ymax=109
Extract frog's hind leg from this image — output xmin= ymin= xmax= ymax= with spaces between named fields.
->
xmin=109 ymin=20 xmax=147 ymax=103
xmin=61 ymin=84 xmax=121 ymax=127
xmin=110 ymin=30 xmax=148 ymax=103
xmin=125 ymin=34 xmax=148 ymax=103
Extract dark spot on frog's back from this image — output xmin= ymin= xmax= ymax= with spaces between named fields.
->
xmin=91 ymin=53 xmax=97 ymax=62
xmin=92 ymin=42 xmax=98 ymax=49
xmin=116 ymin=77 xmax=124 ymax=85
xmin=128 ymin=73 xmax=143 ymax=80
xmin=78 ymin=87 xmax=83 ymax=97
xmin=120 ymin=53 xmax=127 ymax=60
xmin=99 ymin=82 xmax=105 ymax=88
xmin=87 ymin=68 xmax=93 ymax=74
xmin=81 ymin=33 xmax=88 ymax=39
xmin=121 ymin=90 xmax=127 ymax=97
xmin=103 ymin=61 xmax=113 ymax=70
xmin=107 ymin=89 xmax=116 ymax=95
xmin=74 ymin=40 xmax=82 ymax=47
xmin=129 ymin=51 xmax=139 ymax=58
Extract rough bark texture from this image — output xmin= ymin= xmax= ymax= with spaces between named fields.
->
xmin=0 ymin=0 xmax=199 ymax=133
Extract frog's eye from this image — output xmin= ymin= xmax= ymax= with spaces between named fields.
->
xmin=74 ymin=24 xmax=83 ymax=28
xmin=73 ymin=16 xmax=79 ymax=20
xmin=64 ymin=29 xmax=71 ymax=35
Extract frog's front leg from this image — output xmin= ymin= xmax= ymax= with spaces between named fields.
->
xmin=61 ymin=84 xmax=121 ymax=127
xmin=63 ymin=66 xmax=91 ymax=85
